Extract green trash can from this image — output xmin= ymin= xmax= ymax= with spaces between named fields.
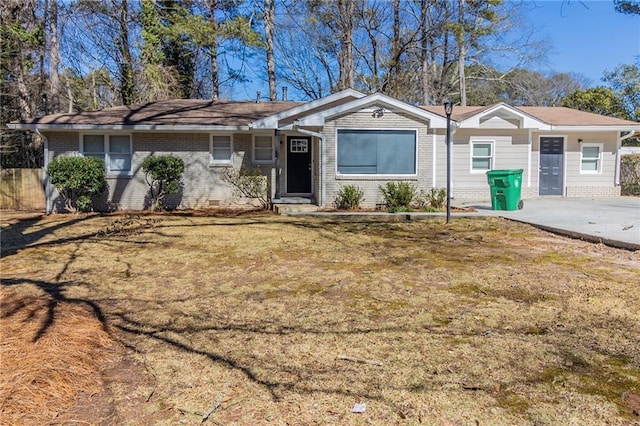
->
xmin=486 ymin=169 xmax=524 ymax=211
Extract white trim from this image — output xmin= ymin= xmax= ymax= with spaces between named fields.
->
xmin=79 ymin=132 xmax=133 ymax=176
xmin=251 ymin=88 xmax=366 ymax=129
xmin=550 ymin=125 xmax=640 ymax=132
xmin=35 ymin=128 xmax=51 ymax=214
xmin=538 ymin=135 xmax=567 ymax=196
xmin=295 ymin=93 xmax=448 ymax=128
xmin=252 ymin=133 xmax=274 ymax=164
xmin=527 ymin=129 xmax=532 ymax=188
xmin=209 ymin=133 xmax=234 ymax=165
xmin=579 ymin=142 xmax=604 ymax=174
xmin=284 ymin=134 xmax=314 ymax=195
xmin=432 ymin=131 xmax=437 ymax=188
xmin=294 ymin=128 xmax=326 ymax=207
xmin=469 ymin=139 xmax=495 ymax=173
xmin=335 ymin=127 xmax=419 ymax=178
xmin=10 ymin=124 xmax=251 ymax=132
xmin=459 ymin=103 xmax=549 ymax=130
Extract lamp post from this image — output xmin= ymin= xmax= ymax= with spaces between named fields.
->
xmin=444 ymin=100 xmax=453 ymax=224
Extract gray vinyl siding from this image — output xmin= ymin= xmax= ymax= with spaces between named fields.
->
xmin=323 ymin=110 xmax=432 ymax=208
xmin=532 ymin=131 xmax=620 ymax=197
xmin=448 ymin=129 xmax=530 ymax=199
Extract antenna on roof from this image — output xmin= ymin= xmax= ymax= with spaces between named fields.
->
xmin=256 ymin=91 xmax=261 ymax=103
xmin=282 ymin=86 xmax=288 ymax=102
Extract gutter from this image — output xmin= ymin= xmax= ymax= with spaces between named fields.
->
xmin=34 ymin=128 xmax=51 ymax=215
xmin=293 ymin=125 xmax=326 ymax=209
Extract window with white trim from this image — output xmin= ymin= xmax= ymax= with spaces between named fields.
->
xmin=253 ymin=135 xmax=273 ymax=163
xmin=210 ymin=135 xmax=233 ymax=164
xmin=337 ymin=129 xmax=417 ymax=175
xmin=81 ymin=134 xmax=132 ymax=174
xmin=580 ymin=143 xmax=602 ymax=173
xmin=470 ymin=140 xmax=494 ymax=172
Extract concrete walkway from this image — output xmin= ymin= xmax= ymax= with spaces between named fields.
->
xmin=453 ymin=197 xmax=640 ymax=250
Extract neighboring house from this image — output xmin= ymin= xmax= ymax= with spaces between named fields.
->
xmin=7 ymin=89 xmax=640 ymax=213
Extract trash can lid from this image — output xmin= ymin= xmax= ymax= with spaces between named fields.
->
xmin=486 ymin=169 xmax=524 ymax=176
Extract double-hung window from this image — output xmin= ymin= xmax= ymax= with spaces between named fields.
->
xmin=580 ymin=143 xmax=602 ymax=173
xmin=253 ymin=135 xmax=273 ymax=164
xmin=81 ymin=134 xmax=132 ymax=175
xmin=471 ymin=141 xmax=494 ymax=172
xmin=210 ymin=135 xmax=233 ymax=164
xmin=337 ymin=129 xmax=417 ymax=175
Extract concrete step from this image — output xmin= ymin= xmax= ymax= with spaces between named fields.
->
xmin=274 ymin=204 xmax=319 ymax=214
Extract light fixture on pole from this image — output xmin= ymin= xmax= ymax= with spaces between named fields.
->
xmin=444 ymin=100 xmax=453 ymax=224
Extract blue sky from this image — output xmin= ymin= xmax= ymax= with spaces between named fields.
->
xmin=525 ymin=0 xmax=640 ymax=85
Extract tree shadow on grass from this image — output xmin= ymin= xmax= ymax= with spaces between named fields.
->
xmin=1 ymin=214 xmax=95 ymax=258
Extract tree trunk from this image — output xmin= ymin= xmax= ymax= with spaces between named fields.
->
xmin=48 ymin=0 xmax=60 ymax=113
xmin=207 ymin=0 xmax=219 ymax=101
xmin=457 ymin=0 xmax=467 ymax=106
xmin=420 ymin=0 xmax=431 ymax=105
xmin=391 ymin=0 xmax=400 ymax=95
xmin=264 ymin=0 xmax=276 ymax=100
xmin=117 ymin=0 xmax=135 ymax=105
xmin=337 ymin=0 xmax=354 ymax=91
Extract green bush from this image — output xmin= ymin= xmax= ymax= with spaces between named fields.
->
xmin=141 ymin=155 xmax=185 ymax=210
xmin=47 ymin=156 xmax=107 ymax=212
xmin=379 ymin=182 xmax=416 ymax=212
xmin=221 ymin=166 xmax=270 ymax=209
xmin=335 ymin=185 xmax=365 ymax=210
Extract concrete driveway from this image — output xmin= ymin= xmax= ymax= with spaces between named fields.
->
xmin=454 ymin=197 xmax=640 ymax=250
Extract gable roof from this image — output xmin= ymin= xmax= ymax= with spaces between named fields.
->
xmin=251 ymin=88 xmax=365 ymax=129
xmin=421 ymin=104 xmax=640 ymax=130
xmin=8 ymin=99 xmax=302 ymax=131
xmin=292 ymin=92 xmax=449 ymax=128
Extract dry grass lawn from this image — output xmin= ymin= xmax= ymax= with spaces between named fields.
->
xmin=1 ymin=211 xmax=639 ymax=425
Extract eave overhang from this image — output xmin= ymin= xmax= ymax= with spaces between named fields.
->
xmin=292 ymin=93 xmax=449 ymax=128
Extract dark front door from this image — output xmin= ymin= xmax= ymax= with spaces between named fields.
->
xmin=287 ymin=136 xmax=312 ymax=193
xmin=539 ymin=137 xmax=564 ymax=196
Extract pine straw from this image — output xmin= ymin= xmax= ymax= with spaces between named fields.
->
xmin=0 ymin=287 xmax=120 ymax=425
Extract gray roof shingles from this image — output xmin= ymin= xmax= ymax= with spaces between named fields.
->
xmin=13 ymin=99 xmax=303 ymax=127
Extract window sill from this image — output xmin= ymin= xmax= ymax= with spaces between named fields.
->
xmin=336 ymin=174 xmax=418 ymax=181
xmin=209 ymin=163 xmax=233 ymax=168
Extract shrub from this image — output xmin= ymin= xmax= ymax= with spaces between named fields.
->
xmin=47 ymin=156 xmax=107 ymax=212
xmin=335 ymin=185 xmax=364 ymax=210
xmin=141 ymin=155 xmax=185 ymax=210
xmin=413 ymin=188 xmax=447 ymax=211
xmin=621 ymin=154 xmax=640 ymax=196
xmin=221 ymin=166 xmax=270 ymax=209
xmin=379 ymin=182 xmax=416 ymax=212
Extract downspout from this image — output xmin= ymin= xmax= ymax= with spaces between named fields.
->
xmin=35 ymin=128 xmax=51 ymax=215
xmin=274 ymin=129 xmax=281 ymax=200
xmin=616 ymin=131 xmax=635 ymax=186
xmin=293 ymin=126 xmax=326 ymax=208
xmin=527 ymin=129 xmax=532 ymax=188
xmin=449 ymin=124 xmax=458 ymax=198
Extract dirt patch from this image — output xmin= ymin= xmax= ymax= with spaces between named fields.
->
xmin=1 ymin=213 xmax=639 ymax=425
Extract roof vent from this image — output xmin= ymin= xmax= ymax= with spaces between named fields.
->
xmin=282 ymin=86 xmax=288 ymax=102
xmin=256 ymin=91 xmax=261 ymax=103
